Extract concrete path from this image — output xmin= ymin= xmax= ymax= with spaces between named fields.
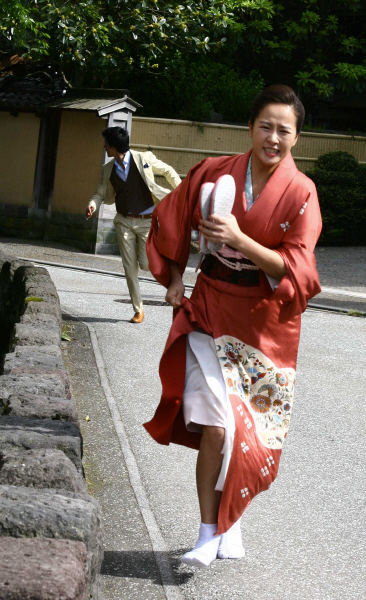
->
xmin=1 ymin=238 xmax=365 ymax=599
xmin=1 ymin=238 xmax=366 ymax=311
xmin=51 ymin=265 xmax=365 ymax=600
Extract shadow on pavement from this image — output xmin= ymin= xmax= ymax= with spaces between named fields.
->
xmin=113 ymin=298 xmax=168 ymax=306
xmin=101 ymin=550 xmax=193 ymax=585
xmin=63 ymin=314 xmax=128 ymax=324
xmin=80 ymin=316 xmax=129 ymax=324
xmin=310 ymin=296 xmax=366 ymax=313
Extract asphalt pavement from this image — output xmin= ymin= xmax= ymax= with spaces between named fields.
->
xmin=1 ymin=237 xmax=366 ymax=600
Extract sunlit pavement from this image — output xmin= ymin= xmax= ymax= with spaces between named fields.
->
xmin=48 ymin=264 xmax=366 ymax=600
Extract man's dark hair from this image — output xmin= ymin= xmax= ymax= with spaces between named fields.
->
xmin=102 ymin=127 xmax=130 ymax=153
xmin=250 ymin=85 xmax=305 ymax=134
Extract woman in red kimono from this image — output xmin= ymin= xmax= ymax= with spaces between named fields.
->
xmin=144 ymin=85 xmax=322 ymax=568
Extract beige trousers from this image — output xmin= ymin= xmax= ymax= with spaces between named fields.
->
xmin=114 ymin=212 xmax=152 ymax=313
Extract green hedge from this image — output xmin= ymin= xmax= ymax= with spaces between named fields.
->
xmin=306 ymin=151 xmax=366 ymax=246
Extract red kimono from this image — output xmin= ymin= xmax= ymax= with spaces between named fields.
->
xmin=144 ymin=151 xmax=322 ymax=534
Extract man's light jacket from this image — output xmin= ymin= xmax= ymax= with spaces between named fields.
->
xmin=87 ymin=150 xmax=181 ymax=212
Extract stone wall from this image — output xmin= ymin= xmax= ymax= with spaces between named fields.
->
xmin=44 ymin=211 xmax=99 ymax=254
xmin=0 ymin=206 xmax=99 ymax=254
xmin=0 ymin=251 xmax=103 ymax=600
xmin=0 ymin=205 xmax=46 ymax=241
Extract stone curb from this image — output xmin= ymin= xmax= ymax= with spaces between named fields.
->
xmin=4 ymin=393 xmax=79 ymax=423
xmin=0 ymin=537 xmax=88 ymax=600
xmin=0 ymin=448 xmax=87 ymax=493
xmin=3 ymin=348 xmax=65 ymax=371
xmin=0 ymin=416 xmax=83 ymax=474
xmin=0 ymin=485 xmax=103 ymax=597
xmin=0 ymin=372 xmax=71 ymax=406
xmin=0 ymin=252 xmax=104 ymax=599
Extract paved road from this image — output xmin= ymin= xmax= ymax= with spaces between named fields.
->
xmin=1 ymin=238 xmax=366 ymax=312
xmin=47 ymin=265 xmax=366 ymax=600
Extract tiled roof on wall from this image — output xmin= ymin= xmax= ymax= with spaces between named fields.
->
xmin=0 ymin=58 xmax=68 ymax=109
xmin=0 ymin=56 xmax=141 ymax=113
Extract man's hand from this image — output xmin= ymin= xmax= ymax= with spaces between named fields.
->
xmin=165 ymin=279 xmax=185 ymax=309
xmin=86 ymin=206 xmax=95 ymax=219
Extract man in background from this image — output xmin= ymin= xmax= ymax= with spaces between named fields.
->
xmin=86 ymin=127 xmax=181 ymax=323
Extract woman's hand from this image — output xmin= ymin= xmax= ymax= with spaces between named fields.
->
xmin=200 ymin=214 xmax=287 ymax=280
xmin=166 ymin=260 xmax=185 ymax=308
xmin=199 ymin=214 xmax=243 ymax=249
xmin=166 ymin=279 xmax=185 ymax=308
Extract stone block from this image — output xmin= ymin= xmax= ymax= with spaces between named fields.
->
xmin=18 ymin=265 xmax=51 ymax=281
xmin=0 ymin=217 xmax=16 ymax=229
xmin=20 ymin=312 xmax=60 ymax=326
xmin=0 ymin=254 xmax=28 ymax=279
xmin=0 ymin=226 xmax=15 ymax=237
xmin=49 ymin=211 xmax=73 ymax=227
xmin=22 ymin=298 xmax=62 ymax=324
xmin=95 ymin=242 xmax=119 ymax=255
xmin=79 ymin=229 xmax=97 ymax=243
xmin=96 ymin=222 xmax=114 ymax=234
xmin=31 ymin=217 xmax=46 ymax=230
xmin=28 ymin=229 xmax=44 ymax=239
xmin=97 ymin=218 xmax=114 ymax=229
xmin=74 ymin=213 xmax=92 ymax=228
xmin=30 ymin=216 xmax=46 ymax=232
xmin=49 ymin=224 xmax=69 ymax=240
xmin=10 ymin=343 xmax=62 ymax=359
xmin=22 ymin=269 xmax=58 ymax=289
xmin=97 ymin=230 xmax=117 ymax=244
xmin=0 ymin=537 xmax=88 ymax=600
xmin=0 ymin=449 xmax=87 ymax=493
xmin=18 ymin=218 xmax=33 ymax=231
xmin=17 ymin=205 xmax=29 ymax=218
xmin=10 ymin=322 xmax=61 ymax=348
xmin=4 ymin=393 xmax=78 ymax=423
xmin=0 ymin=417 xmax=83 ymax=473
xmin=25 ymin=283 xmax=59 ymax=300
xmin=3 ymin=348 xmax=64 ymax=372
xmin=48 ymin=211 xmax=64 ymax=226
xmin=0 ymin=372 xmax=70 ymax=406
xmin=4 ymin=369 xmax=71 ymax=399
xmin=0 ymin=485 xmax=103 ymax=596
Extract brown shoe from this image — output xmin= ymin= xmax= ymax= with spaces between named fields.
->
xmin=130 ymin=311 xmax=144 ymax=323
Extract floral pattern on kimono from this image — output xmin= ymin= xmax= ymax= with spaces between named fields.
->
xmin=216 ymin=335 xmax=296 ymax=450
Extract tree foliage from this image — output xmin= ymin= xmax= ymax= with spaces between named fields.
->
xmin=117 ymin=54 xmax=264 ymax=121
xmin=0 ymin=0 xmax=230 ymax=85
xmin=226 ymin=0 xmax=366 ymax=102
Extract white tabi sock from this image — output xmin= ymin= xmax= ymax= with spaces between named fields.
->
xmin=181 ymin=523 xmax=221 ymax=568
xmin=217 ymin=517 xmax=245 ymax=559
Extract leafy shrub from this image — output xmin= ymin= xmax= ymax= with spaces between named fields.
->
xmin=306 ymin=151 xmax=366 ymax=245
xmin=316 ymin=151 xmax=359 ymax=173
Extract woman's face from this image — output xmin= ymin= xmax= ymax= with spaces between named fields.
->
xmin=249 ymin=103 xmax=299 ymax=171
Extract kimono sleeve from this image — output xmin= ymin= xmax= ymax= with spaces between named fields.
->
xmin=146 ymin=159 xmax=212 ymax=288
xmin=270 ymin=180 xmax=322 ymax=319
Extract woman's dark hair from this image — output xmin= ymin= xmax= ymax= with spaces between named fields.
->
xmin=102 ymin=126 xmax=130 ymax=153
xmin=250 ymin=85 xmax=305 ymax=134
